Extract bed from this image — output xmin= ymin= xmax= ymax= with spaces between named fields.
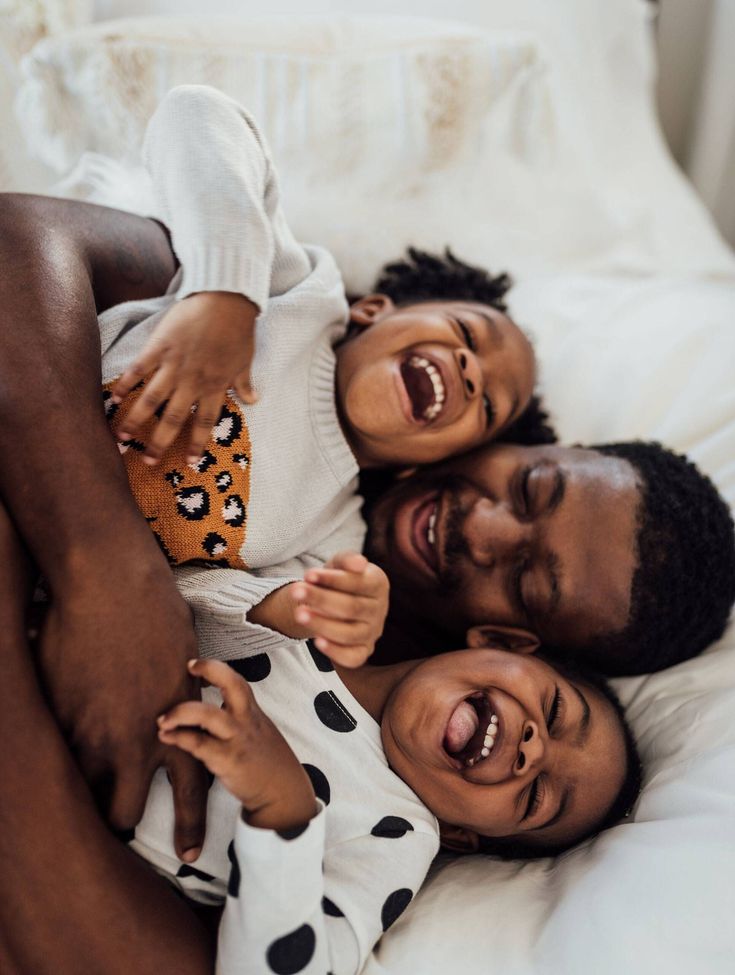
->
xmin=4 ymin=1 xmax=735 ymax=973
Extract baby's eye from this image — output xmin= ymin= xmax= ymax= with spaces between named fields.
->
xmin=456 ymin=318 xmax=478 ymax=353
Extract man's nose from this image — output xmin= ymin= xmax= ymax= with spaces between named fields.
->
xmin=463 ymin=496 xmax=527 ymax=567
xmin=513 ymin=721 xmax=544 ymax=776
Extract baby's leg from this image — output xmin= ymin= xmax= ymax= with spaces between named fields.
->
xmin=0 ymin=502 xmax=215 ymax=975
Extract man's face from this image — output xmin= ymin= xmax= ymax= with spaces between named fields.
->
xmin=366 ymin=443 xmax=641 ymax=649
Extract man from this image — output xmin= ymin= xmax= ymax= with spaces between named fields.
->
xmin=0 ymin=193 xmax=732 ymax=860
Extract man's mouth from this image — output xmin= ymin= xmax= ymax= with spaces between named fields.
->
xmin=400 ymin=354 xmax=446 ymax=423
xmin=410 ymin=495 xmax=440 ymax=576
xmin=443 ymin=692 xmax=501 ymax=768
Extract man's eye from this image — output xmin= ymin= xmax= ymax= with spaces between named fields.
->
xmin=513 ymin=557 xmax=530 ymax=616
xmin=517 ymin=465 xmax=532 ymax=515
xmin=456 ymin=318 xmax=478 ymax=353
xmin=483 ymin=395 xmax=495 ymax=430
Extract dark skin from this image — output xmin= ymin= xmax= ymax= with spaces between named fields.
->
xmin=0 ymin=193 xmax=208 ymax=860
xmin=0 ymin=499 xmax=217 ymax=974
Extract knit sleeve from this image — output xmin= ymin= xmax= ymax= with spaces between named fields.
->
xmin=174 ymin=564 xmax=302 ymax=660
xmin=141 ymin=84 xmax=278 ymax=308
xmin=216 ymin=808 xmax=438 ymax=975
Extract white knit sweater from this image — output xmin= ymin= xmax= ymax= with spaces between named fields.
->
xmin=97 ymin=85 xmax=365 ymax=619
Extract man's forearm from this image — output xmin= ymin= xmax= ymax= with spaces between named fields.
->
xmin=0 ymin=194 xmax=177 ymax=585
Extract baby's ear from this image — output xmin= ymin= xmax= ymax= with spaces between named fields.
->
xmin=465 ymin=624 xmax=539 ymax=654
xmin=348 ymin=293 xmax=395 ymax=327
xmin=438 ymin=822 xmax=480 ymax=854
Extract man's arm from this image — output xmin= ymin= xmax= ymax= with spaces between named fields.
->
xmin=0 ymin=193 xmax=207 ymax=859
xmin=0 ymin=497 xmax=215 ymax=975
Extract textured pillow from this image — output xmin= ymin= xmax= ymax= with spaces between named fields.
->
xmin=18 ymin=15 xmax=594 ymax=292
xmin=0 ymin=0 xmax=90 ymax=189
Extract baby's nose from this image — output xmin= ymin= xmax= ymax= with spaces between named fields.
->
xmin=514 ymin=721 xmax=544 ymax=775
xmin=455 ymin=348 xmax=483 ymax=401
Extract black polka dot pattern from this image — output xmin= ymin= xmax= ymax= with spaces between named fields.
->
xmin=176 ymin=863 xmax=215 ymax=882
xmin=381 ymin=889 xmax=413 ymax=931
xmin=313 ymin=691 xmax=357 ymax=733
xmin=276 ymin=822 xmax=309 ymax=840
xmin=113 ymin=827 xmax=135 ymax=843
xmin=226 ymin=840 xmax=240 ymax=898
xmin=228 ymin=654 xmax=272 ymax=683
xmin=307 ymin=639 xmax=334 ymax=672
xmin=370 ymin=816 xmax=414 ymax=839
xmin=302 ymin=764 xmax=330 ymax=805
xmin=321 ymin=896 xmax=344 ymax=918
xmin=266 ymin=924 xmax=316 ymax=975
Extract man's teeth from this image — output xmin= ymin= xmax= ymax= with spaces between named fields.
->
xmin=409 ymin=355 xmax=445 ymax=421
xmin=465 ymin=714 xmax=499 ymax=767
xmin=427 ymin=508 xmax=437 ymax=547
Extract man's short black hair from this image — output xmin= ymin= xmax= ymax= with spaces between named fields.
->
xmin=578 ymin=441 xmax=735 ymax=676
xmin=368 ymin=247 xmax=557 ymax=446
xmin=472 ymin=665 xmax=642 ymax=861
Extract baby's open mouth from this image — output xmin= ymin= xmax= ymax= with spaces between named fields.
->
xmin=400 ymin=355 xmax=446 ymax=423
xmin=443 ymin=692 xmax=500 ymax=768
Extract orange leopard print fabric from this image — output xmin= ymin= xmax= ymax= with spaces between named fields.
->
xmin=103 ymin=379 xmax=251 ymax=568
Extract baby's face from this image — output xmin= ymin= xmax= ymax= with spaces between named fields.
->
xmin=381 ymin=649 xmax=627 ymax=851
xmin=335 ymin=298 xmax=535 ymax=467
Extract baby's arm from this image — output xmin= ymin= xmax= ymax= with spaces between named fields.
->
xmin=249 ymin=552 xmax=390 ymax=668
xmin=112 ymin=85 xmax=282 ymax=463
xmin=158 ymin=659 xmax=437 ymax=975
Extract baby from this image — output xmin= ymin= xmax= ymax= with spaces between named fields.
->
xmin=99 ymin=85 xmax=543 ymax=664
xmin=137 ymin=593 xmax=641 ymax=975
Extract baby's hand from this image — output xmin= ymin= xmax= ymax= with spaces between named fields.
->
xmin=158 ymin=659 xmax=317 ymax=832
xmin=111 ymin=291 xmax=259 ymax=465
xmin=292 ymin=551 xmax=389 ymax=668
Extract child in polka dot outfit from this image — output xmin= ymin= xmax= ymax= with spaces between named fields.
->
xmin=132 ymin=577 xmax=640 ymax=975
xmin=100 ymin=83 xmax=542 ymax=668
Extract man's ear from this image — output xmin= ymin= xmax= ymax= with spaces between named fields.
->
xmin=438 ymin=822 xmax=481 ymax=854
xmin=348 ymin=293 xmax=395 ymax=327
xmin=465 ymin=624 xmax=540 ymax=655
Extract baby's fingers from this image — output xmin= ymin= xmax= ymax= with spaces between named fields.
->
xmin=115 ymin=367 xmax=176 ymax=443
xmin=312 ymin=638 xmax=372 ymax=669
xmin=188 ymin=659 xmax=254 ymax=717
xmin=293 ymin=583 xmax=365 ymax=624
xmin=141 ymin=385 xmax=198 ymax=464
xmin=186 ymin=393 xmax=227 ymax=464
xmin=304 ymin=563 xmax=388 ymax=598
xmin=324 ymin=551 xmax=368 ymax=574
xmin=111 ymin=344 xmax=165 ymax=405
xmin=158 ymin=725 xmax=228 ymax=767
xmin=157 ymin=700 xmax=234 ymax=741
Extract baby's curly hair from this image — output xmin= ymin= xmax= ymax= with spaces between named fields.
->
xmin=571 ymin=442 xmax=735 ymax=676
xmin=371 ymin=247 xmax=556 ymax=447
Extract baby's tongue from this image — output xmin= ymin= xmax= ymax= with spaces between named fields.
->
xmin=444 ymin=699 xmax=478 ymax=754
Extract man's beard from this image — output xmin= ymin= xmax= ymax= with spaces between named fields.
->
xmin=365 ymin=469 xmax=470 ymax=594
xmin=440 ymin=475 xmax=469 ymax=593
